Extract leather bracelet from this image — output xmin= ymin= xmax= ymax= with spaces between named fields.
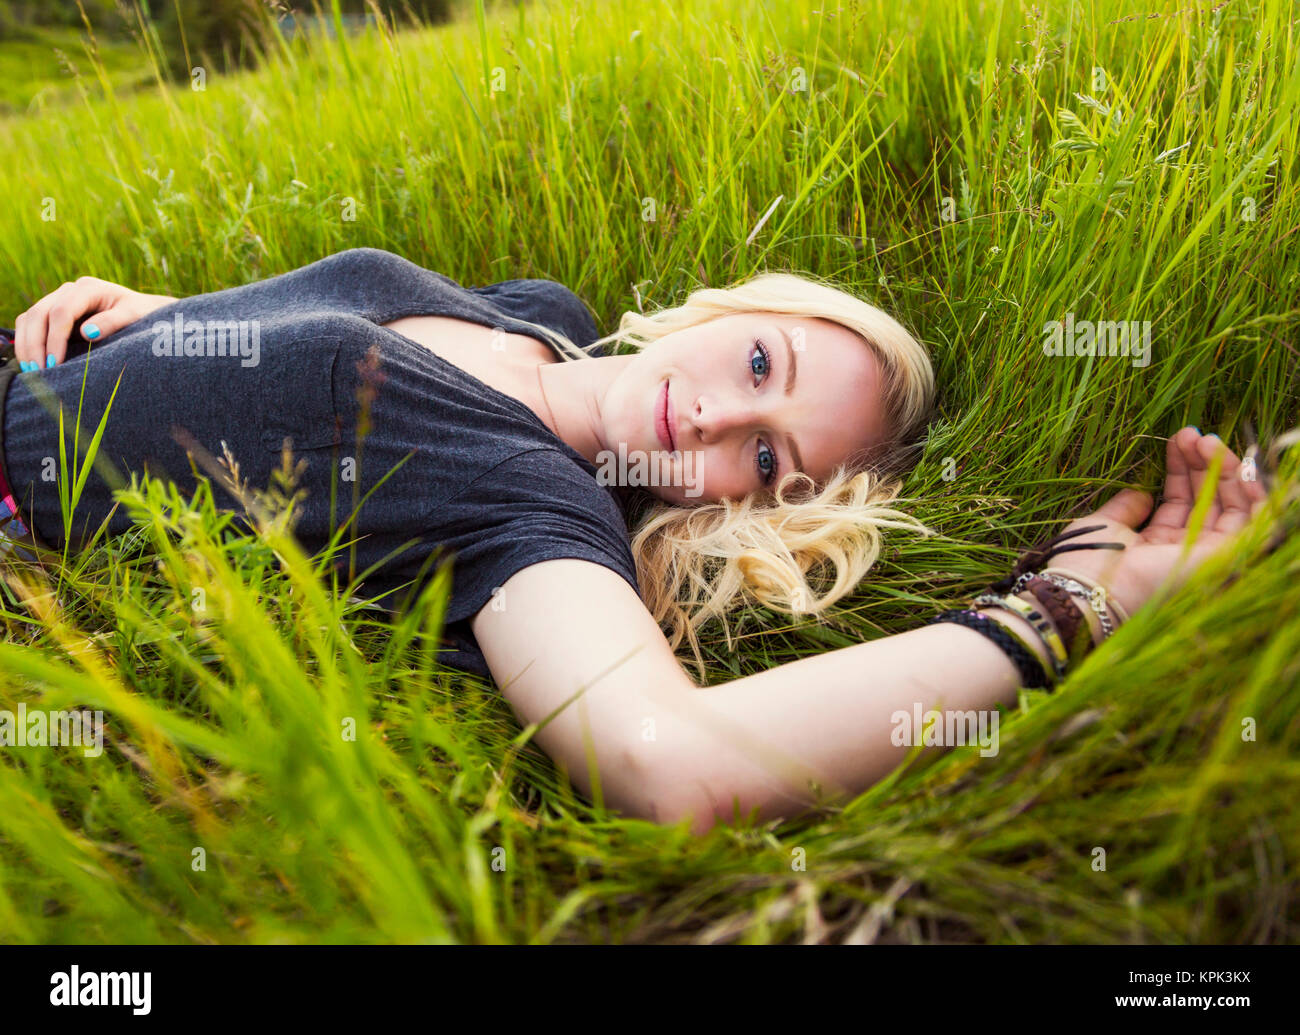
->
xmin=925 ymin=608 xmax=1052 ymax=689
xmin=928 ymin=525 xmax=1133 ymax=695
xmin=987 ymin=524 xmax=1126 ymax=596
xmin=1020 ymin=577 xmax=1093 ymax=664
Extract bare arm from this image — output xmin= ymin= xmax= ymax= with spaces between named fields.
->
xmin=472 ymin=555 xmax=1045 ymax=834
xmin=471 ymin=429 xmax=1267 ymax=835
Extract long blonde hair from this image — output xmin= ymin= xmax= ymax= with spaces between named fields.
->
xmin=523 ymin=271 xmax=937 ymax=681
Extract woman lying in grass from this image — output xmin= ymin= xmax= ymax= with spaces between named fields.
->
xmin=0 ymin=248 xmax=1274 ymax=834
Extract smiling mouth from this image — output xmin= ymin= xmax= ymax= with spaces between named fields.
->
xmin=656 ymin=379 xmax=677 ymax=452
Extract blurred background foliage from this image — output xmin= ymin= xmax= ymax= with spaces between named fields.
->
xmin=0 ymin=1 xmax=456 ymax=110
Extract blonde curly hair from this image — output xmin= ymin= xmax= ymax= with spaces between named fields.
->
xmin=519 ymin=271 xmax=937 ymax=681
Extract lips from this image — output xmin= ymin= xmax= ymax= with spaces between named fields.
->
xmin=666 ymin=382 xmax=677 ymax=450
xmin=656 ymin=379 xmax=676 ymax=452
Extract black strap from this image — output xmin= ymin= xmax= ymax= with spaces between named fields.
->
xmin=926 ymin=607 xmax=1052 ymax=689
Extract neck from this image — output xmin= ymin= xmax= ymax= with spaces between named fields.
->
xmin=535 ymin=353 xmax=633 ymax=466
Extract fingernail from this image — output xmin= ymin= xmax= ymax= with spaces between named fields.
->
xmin=84 ymin=323 xmax=100 ymax=340
xmin=46 ymin=354 xmax=56 ymax=368
xmin=19 ymin=361 xmax=33 ymax=372
xmin=1190 ymin=425 xmax=1201 ymax=434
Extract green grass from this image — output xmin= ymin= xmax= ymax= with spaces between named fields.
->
xmin=0 ymin=0 xmax=1298 ymax=943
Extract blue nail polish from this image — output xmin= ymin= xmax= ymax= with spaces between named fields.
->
xmin=1190 ymin=425 xmax=1201 ymax=434
xmin=20 ymin=361 xmax=32 ymax=372
xmin=46 ymin=354 xmax=56 ymax=368
xmin=84 ymin=323 xmax=100 ymax=340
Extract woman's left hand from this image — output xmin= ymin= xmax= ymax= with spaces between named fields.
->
xmin=1045 ymin=427 xmax=1271 ymax=619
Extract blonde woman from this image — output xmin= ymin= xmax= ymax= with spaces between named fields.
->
xmin=0 ymin=248 xmax=1269 ymax=833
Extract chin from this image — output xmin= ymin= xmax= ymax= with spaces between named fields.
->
xmin=657 ymin=486 xmax=713 ymax=507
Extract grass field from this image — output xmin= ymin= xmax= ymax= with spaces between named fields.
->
xmin=0 ymin=0 xmax=1298 ymax=943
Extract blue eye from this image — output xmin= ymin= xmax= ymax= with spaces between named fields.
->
xmin=756 ymin=441 xmax=776 ymax=485
xmin=750 ymin=338 xmax=770 ymax=382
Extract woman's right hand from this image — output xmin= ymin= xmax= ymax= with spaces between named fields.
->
xmin=12 ymin=276 xmax=177 ymax=369
xmin=1043 ymin=426 xmax=1271 ymax=621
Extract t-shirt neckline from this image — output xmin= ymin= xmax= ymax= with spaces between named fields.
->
xmin=384 ymin=310 xmax=601 ymax=477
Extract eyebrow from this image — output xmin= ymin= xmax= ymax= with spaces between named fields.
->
xmin=775 ymin=324 xmax=804 ymax=476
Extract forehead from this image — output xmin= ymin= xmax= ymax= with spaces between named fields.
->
xmin=765 ymin=312 xmax=868 ymax=351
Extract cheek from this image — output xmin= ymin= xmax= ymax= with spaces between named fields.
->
xmin=700 ymin=446 xmax=742 ymax=493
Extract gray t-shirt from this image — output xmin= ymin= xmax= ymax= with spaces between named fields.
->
xmin=2 ymin=248 xmax=645 ymax=680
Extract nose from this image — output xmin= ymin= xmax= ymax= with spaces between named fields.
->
xmin=692 ymin=391 xmax=754 ymax=441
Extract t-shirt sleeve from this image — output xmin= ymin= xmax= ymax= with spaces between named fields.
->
xmin=389 ymin=449 xmax=642 ymax=681
xmin=439 ymin=449 xmax=642 ymax=624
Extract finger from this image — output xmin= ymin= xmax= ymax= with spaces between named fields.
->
xmin=1239 ymin=448 xmax=1269 ymax=509
xmin=43 ymin=294 xmax=81 ymax=367
xmin=46 ymin=278 xmax=121 ymax=365
xmin=1205 ymin=436 xmax=1255 ymax=535
xmin=1183 ymin=428 xmax=1222 ymax=528
xmin=14 ymin=296 xmax=56 ymax=369
xmin=78 ymin=306 xmax=131 ymax=343
xmin=1148 ymin=426 xmax=1198 ymax=533
xmin=12 ymin=311 xmax=28 ymax=362
xmin=13 ymin=306 xmax=35 ymax=365
xmin=1091 ymin=487 xmax=1154 ymax=530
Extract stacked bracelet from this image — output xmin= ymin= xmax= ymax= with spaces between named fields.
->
xmin=972 ymin=591 xmax=1069 ymax=680
xmin=927 ymin=608 xmax=1052 ymax=689
xmin=1016 ymin=569 xmax=1117 ymax=640
xmin=1020 ymin=576 xmax=1093 ymax=665
xmin=926 ymin=523 xmax=1129 ymax=691
xmin=1041 ymin=564 xmax=1131 ymax=626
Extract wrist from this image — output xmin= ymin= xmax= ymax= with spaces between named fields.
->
xmin=981 ymin=606 xmax=1054 ymax=673
xmin=1039 ymin=565 xmax=1132 ymax=626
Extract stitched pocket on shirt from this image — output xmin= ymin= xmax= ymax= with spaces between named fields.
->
xmin=257 ymin=338 xmax=343 ymax=452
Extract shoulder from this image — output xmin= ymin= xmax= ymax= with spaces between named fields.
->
xmin=307 ymin=247 xmax=432 ymax=278
xmin=469 ymin=277 xmax=603 ymax=351
xmin=287 ymin=247 xmax=474 ymax=291
xmin=463 ymin=448 xmax=631 ymax=537
xmin=296 ymin=251 xmax=605 ymax=348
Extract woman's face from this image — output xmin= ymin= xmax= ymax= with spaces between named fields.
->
xmin=600 ymin=312 xmax=886 ymax=505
